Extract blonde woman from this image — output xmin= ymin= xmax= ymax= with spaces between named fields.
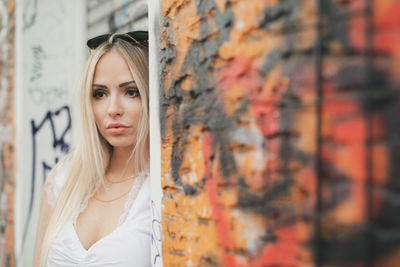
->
xmin=33 ymin=31 xmax=151 ymax=266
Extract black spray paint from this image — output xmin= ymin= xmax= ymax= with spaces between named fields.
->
xmin=21 ymin=105 xmax=71 ymax=252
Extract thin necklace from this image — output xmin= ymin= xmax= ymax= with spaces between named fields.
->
xmin=106 ymin=174 xmax=136 ymax=184
xmin=93 ymin=188 xmax=131 ymax=203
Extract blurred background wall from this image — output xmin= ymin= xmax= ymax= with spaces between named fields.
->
xmin=0 ymin=0 xmax=148 ymax=266
xmin=159 ymin=0 xmax=400 ymax=266
xmin=0 ymin=1 xmax=15 ymax=266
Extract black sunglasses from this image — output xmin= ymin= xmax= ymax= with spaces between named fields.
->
xmin=87 ymin=31 xmax=148 ymax=50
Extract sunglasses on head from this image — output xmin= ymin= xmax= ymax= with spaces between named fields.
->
xmin=87 ymin=31 xmax=148 ymax=50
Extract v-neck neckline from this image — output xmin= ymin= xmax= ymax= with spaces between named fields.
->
xmin=71 ymin=173 xmax=147 ymax=252
xmin=71 ymin=217 xmax=125 ymax=252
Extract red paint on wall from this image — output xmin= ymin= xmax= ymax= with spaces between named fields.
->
xmin=202 ymin=133 xmax=238 ymax=267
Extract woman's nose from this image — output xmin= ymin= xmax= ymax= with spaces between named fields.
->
xmin=107 ymin=94 xmax=124 ymax=117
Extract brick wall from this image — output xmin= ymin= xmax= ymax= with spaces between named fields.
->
xmin=0 ymin=0 xmax=15 ymax=266
xmin=159 ymin=0 xmax=400 ymax=266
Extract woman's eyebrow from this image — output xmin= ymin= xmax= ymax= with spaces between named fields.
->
xmin=92 ymin=84 xmax=107 ymax=89
xmin=119 ymin=81 xmax=136 ymax=87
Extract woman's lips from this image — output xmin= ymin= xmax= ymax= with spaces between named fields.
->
xmin=107 ymin=123 xmax=129 ymax=134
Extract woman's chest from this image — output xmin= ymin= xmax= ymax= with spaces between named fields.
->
xmin=75 ymin=197 xmax=127 ymax=250
xmin=48 ymin=219 xmax=151 ymax=267
xmin=47 ymin=175 xmax=152 ymax=266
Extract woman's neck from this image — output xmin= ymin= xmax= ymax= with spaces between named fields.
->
xmin=106 ymin=146 xmax=136 ymax=180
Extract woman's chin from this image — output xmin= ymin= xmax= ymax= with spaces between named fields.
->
xmin=106 ymin=137 xmax=136 ymax=149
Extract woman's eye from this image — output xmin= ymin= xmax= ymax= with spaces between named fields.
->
xmin=126 ymin=88 xmax=140 ymax=98
xmin=92 ymin=90 xmax=107 ymax=99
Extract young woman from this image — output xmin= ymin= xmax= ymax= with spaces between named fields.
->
xmin=34 ymin=31 xmax=151 ymax=266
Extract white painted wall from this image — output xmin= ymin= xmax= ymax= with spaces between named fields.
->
xmin=14 ymin=0 xmax=86 ymax=265
xmin=149 ymin=0 xmax=163 ymax=266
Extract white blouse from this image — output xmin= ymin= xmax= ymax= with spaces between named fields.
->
xmin=45 ymin=162 xmax=151 ymax=267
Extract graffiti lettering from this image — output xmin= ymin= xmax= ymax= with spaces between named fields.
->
xmin=21 ymin=105 xmax=71 ymax=251
xmin=30 ymin=45 xmax=46 ymax=82
xmin=23 ymin=0 xmax=38 ymax=30
xmin=28 ymin=83 xmax=68 ymax=106
xmin=151 ymin=200 xmax=162 ymax=265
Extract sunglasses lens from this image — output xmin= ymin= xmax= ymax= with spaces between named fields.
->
xmin=126 ymin=31 xmax=148 ymax=45
xmin=87 ymin=31 xmax=148 ymax=50
xmin=87 ymin=34 xmax=110 ymax=50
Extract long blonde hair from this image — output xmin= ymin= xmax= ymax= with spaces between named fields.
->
xmin=38 ymin=35 xmax=149 ymax=266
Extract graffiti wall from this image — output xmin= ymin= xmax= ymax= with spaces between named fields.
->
xmin=0 ymin=0 xmax=15 ymax=266
xmin=160 ymin=0 xmax=400 ymax=266
xmin=14 ymin=0 xmax=85 ymax=265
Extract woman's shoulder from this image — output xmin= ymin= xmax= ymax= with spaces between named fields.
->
xmin=44 ymin=159 xmax=72 ymax=207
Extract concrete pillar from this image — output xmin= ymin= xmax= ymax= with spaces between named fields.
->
xmin=14 ymin=0 xmax=86 ymax=265
xmin=149 ymin=0 xmax=163 ymax=266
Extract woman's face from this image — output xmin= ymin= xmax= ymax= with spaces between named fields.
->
xmin=91 ymin=50 xmax=142 ymax=149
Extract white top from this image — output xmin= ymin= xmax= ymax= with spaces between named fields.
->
xmin=45 ymin=163 xmax=151 ymax=267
